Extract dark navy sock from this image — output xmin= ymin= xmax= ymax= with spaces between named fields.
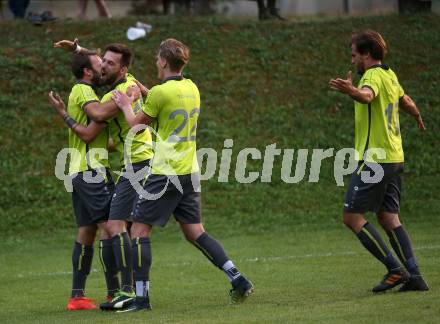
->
xmin=356 ymin=223 xmax=400 ymax=271
xmin=99 ymin=239 xmax=120 ymax=297
xmin=71 ymin=242 xmax=94 ymax=298
xmin=111 ymin=232 xmax=133 ymax=293
xmin=387 ymin=226 xmax=421 ymax=275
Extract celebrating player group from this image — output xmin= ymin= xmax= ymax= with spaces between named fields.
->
xmin=48 ymin=29 xmax=428 ymax=314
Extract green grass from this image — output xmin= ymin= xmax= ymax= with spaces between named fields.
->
xmin=1 ymin=175 xmax=439 ymax=323
xmin=1 ymin=13 xmax=439 ymax=323
xmin=1 ymin=218 xmax=439 ymax=323
xmin=0 ymin=13 xmax=439 ymax=235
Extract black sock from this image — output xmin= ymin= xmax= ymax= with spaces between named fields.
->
xmin=356 ymin=223 xmax=400 ymax=271
xmin=99 ymin=239 xmax=120 ymax=297
xmin=193 ymin=232 xmax=241 ymax=281
xmin=387 ymin=226 xmax=421 ymax=275
xmin=111 ymin=232 xmax=133 ymax=293
xmin=193 ymin=232 xmax=229 ymax=268
xmin=132 ymin=237 xmax=152 ymax=298
xmin=71 ymin=242 xmax=94 ymax=298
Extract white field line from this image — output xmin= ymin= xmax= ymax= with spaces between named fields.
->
xmin=6 ymin=244 xmax=440 ymax=279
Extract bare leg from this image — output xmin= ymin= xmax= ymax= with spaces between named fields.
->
xmin=77 ymin=0 xmax=88 ymax=20
xmin=95 ymin=0 xmax=111 ymax=18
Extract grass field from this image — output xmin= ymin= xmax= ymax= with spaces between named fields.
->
xmin=1 ymin=175 xmax=439 ymax=323
xmin=1 ymin=219 xmax=439 ymax=323
xmin=1 ymin=12 xmax=439 ymax=323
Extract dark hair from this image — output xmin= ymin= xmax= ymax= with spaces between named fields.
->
xmin=104 ymin=43 xmax=132 ymax=67
xmin=351 ymin=30 xmax=388 ymax=60
xmin=158 ymin=38 xmax=190 ymax=72
xmin=71 ymin=50 xmax=98 ymax=79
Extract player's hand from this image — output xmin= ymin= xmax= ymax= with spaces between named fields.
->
xmin=133 ymin=79 xmax=149 ymax=97
xmin=415 ymin=114 xmax=426 ymax=131
xmin=126 ymin=85 xmax=141 ymax=102
xmin=48 ymin=91 xmax=67 ymax=117
xmin=329 ymin=71 xmax=355 ymax=94
xmin=112 ymin=90 xmax=134 ymax=110
xmin=53 ymin=38 xmax=79 ymax=52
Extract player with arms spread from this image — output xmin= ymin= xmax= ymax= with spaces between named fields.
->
xmin=329 ymin=30 xmax=428 ymax=293
xmin=111 ymin=38 xmax=254 ymax=312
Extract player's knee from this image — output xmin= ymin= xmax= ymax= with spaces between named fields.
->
xmin=76 ymin=232 xmax=95 ymax=246
xmin=183 ymin=231 xmax=197 ymax=242
xmin=342 ymin=213 xmax=360 ymax=232
xmin=107 ymin=220 xmax=125 ymax=236
xmin=77 ymin=225 xmax=97 ymax=245
xmin=342 ymin=213 xmax=352 ymax=227
xmin=377 ymin=212 xmax=401 ymax=231
xmin=180 ymin=224 xmax=205 ymax=242
xmin=130 ymin=222 xmax=152 ymax=238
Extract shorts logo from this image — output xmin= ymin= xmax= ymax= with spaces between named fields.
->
xmin=354 ymin=186 xmax=359 ymax=191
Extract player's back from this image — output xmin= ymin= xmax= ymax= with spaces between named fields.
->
xmin=355 ymin=65 xmax=404 ymax=163
xmin=144 ymin=77 xmax=200 ymax=175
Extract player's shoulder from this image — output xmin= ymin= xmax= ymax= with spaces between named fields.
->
xmin=115 ymin=78 xmax=136 ymax=91
xmin=183 ymin=78 xmax=198 ymax=89
xmin=70 ymin=82 xmax=97 ymax=101
xmin=71 ymin=81 xmax=94 ymax=94
xmin=148 ymin=83 xmax=165 ymax=97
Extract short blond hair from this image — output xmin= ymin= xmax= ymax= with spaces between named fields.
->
xmin=158 ymin=38 xmax=190 ymax=72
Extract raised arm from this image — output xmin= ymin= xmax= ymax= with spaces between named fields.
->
xmin=53 ymin=38 xmax=93 ymax=54
xmin=329 ymin=71 xmax=374 ymax=104
xmin=112 ymin=90 xmax=154 ymax=127
xmin=48 ymin=91 xmax=107 ymax=143
xmin=399 ymin=94 xmax=426 ymax=130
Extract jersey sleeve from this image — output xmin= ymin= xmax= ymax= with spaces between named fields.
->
xmin=359 ymin=70 xmax=380 ymax=98
xmin=100 ymin=91 xmax=112 ymax=103
xmin=398 ymin=84 xmax=405 ymax=98
xmin=142 ymin=86 xmax=160 ymax=118
xmin=75 ymin=84 xmax=99 ymax=110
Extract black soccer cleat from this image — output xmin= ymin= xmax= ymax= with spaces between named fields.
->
xmin=116 ymin=297 xmax=152 ymax=313
xmin=230 ymin=276 xmax=254 ymax=304
xmin=398 ymin=275 xmax=429 ymax=292
xmin=372 ymin=267 xmax=410 ymax=293
xmin=99 ymin=291 xmax=135 ymax=311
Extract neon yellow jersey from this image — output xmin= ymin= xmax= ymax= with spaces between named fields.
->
xmin=67 ymin=82 xmax=109 ymax=175
xmin=101 ymin=76 xmax=153 ymax=166
xmin=142 ymin=77 xmax=200 ymax=175
xmin=354 ymin=65 xmax=405 ymax=163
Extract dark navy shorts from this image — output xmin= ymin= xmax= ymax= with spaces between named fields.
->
xmin=109 ymin=160 xmax=150 ymax=221
xmin=344 ymin=162 xmax=403 ymax=214
xmin=132 ymin=173 xmax=201 ymax=227
xmin=71 ymin=169 xmax=114 ymax=227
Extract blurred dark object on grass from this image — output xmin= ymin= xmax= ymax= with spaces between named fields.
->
xmin=398 ymin=0 xmax=431 ymax=13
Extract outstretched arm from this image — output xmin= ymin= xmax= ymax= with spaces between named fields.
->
xmin=329 ymin=71 xmax=375 ymax=104
xmin=48 ymin=91 xmax=107 ymax=143
xmin=53 ymin=38 xmax=90 ymax=54
xmin=399 ymin=94 xmax=426 ymax=131
xmin=112 ymin=90 xmax=154 ymax=127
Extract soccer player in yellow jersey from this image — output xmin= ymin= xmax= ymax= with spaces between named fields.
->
xmin=51 ymin=41 xmax=153 ymax=310
xmin=111 ymin=39 xmax=253 ymax=312
xmin=48 ymin=51 xmax=117 ymax=310
xmin=330 ymin=30 xmax=428 ymax=292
